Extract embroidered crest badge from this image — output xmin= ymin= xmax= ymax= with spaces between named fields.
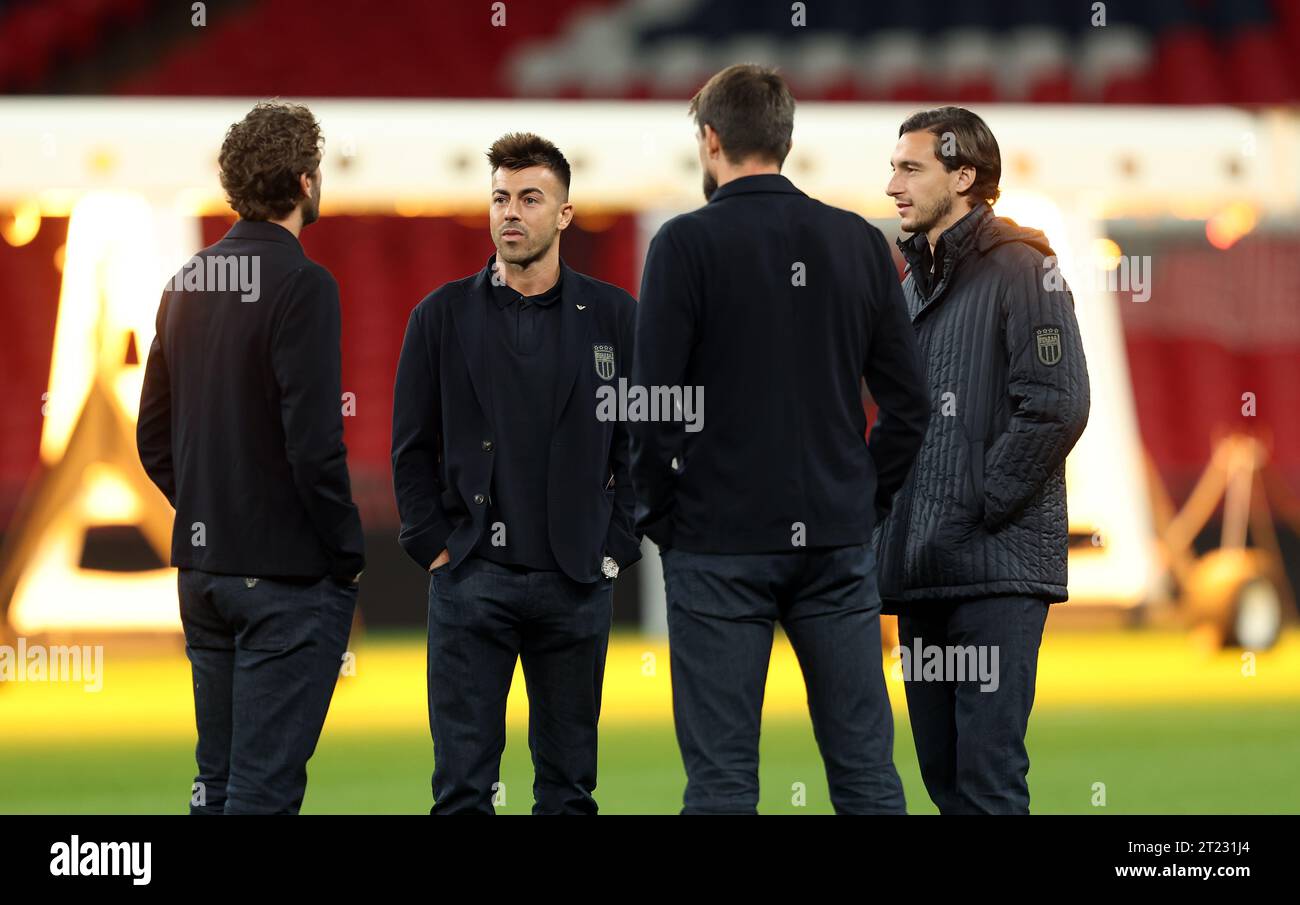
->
xmin=593 ymin=343 xmax=616 ymax=380
xmin=1035 ymin=326 xmax=1062 ymax=367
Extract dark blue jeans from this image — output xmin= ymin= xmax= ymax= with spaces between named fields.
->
xmin=897 ymin=596 xmax=1050 ymax=815
xmin=661 ymin=543 xmax=906 ymax=815
xmin=178 ymin=569 xmax=356 ymax=815
xmin=426 ymin=555 xmax=613 ymax=815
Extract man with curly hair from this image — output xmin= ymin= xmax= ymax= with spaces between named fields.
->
xmin=137 ymin=101 xmax=365 ymax=815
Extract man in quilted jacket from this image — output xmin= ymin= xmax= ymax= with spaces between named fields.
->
xmin=877 ymin=107 xmax=1091 ymax=814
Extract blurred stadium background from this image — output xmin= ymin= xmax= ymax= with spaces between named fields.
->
xmin=1 ymin=0 xmax=1299 ymax=813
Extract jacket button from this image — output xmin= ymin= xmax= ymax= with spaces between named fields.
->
xmin=473 ymin=493 xmax=486 ymax=505
xmin=482 ymin=440 xmax=493 ymax=452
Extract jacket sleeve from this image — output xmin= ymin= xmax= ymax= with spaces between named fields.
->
xmin=629 ymin=223 xmax=698 ymax=548
xmin=272 ymin=266 xmax=366 ymax=580
xmin=982 ymin=258 xmax=1091 ymax=531
xmin=862 ymin=227 xmax=930 ymax=519
xmin=137 ymin=290 xmax=176 ymax=506
xmin=603 ymin=293 xmax=643 ymax=569
xmin=391 ymin=301 xmax=455 ymax=570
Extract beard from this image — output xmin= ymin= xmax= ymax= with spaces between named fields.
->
xmin=300 ymin=178 xmax=321 ymax=228
xmin=702 ymin=168 xmax=718 ymax=201
xmin=496 ymin=228 xmax=555 ymax=269
xmin=905 ymin=192 xmax=953 ymax=235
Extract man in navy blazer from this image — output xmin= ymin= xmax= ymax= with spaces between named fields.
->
xmin=631 ymin=65 xmax=930 ymax=814
xmin=391 ymin=133 xmax=640 ymax=814
xmin=138 ymin=102 xmax=364 ymax=815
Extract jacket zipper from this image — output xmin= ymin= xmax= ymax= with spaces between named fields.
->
xmin=891 ymin=299 xmax=940 ymax=592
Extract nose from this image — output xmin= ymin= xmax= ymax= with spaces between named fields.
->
xmin=886 ymin=172 xmax=903 ymax=198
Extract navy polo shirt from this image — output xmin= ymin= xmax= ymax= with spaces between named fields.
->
xmin=474 ymin=272 xmax=563 ymax=570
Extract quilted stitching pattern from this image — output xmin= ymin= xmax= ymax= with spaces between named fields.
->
xmin=874 ymin=205 xmax=1090 ymax=605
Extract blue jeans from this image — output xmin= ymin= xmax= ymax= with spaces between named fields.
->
xmin=897 ymin=596 xmax=1050 ymax=814
xmin=178 ymin=569 xmax=357 ymax=815
xmin=426 ymin=556 xmax=613 ymax=814
xmin=661 ymin=544 xmax=906 ymax=815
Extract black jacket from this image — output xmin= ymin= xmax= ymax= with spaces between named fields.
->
xmin=137 ymin=220 xmax=365 ymax=581
xmin=874 ymin=203 xmax=1091 ymax=608
xmin=391 ymin=255 xmax=641 ymax=582
xmin=630 ymin=174 xmax=930 ymax=553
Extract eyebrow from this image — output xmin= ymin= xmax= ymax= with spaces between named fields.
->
xmin=492 ymin=187 xmax=545 ymax=196
xmin=891 ymin=159 xmax=924 ymax=168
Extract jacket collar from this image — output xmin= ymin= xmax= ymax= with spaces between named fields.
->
xmin=457 ymin=253 xmax=590 ymax=429
xmin=896 ymin=202 xmax=993 ymax=315
xmin=226 ymin=218 xmax=303 ymax=249
xmin=469 ymin=252 xmax=573 ymax=298
xmin=487 ymin=260 xmax=563 ymax=310
xmin=896 ymin=201 xmax=990 ymax=271
xmin=707 ymin=173 xmax=805 ymax=204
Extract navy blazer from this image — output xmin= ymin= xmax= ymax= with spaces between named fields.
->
xmin=631 ymin=174 xmax=931 ymax=553
xmin=138 ymin=219 xmax=365 ymax=581
xmin=391 ymin=255 xmax=641 ymax=582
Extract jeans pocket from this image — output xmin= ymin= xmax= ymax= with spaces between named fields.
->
xmin=177 ymin=572 xmax=234 ymax=652
xmin=232 ymin=577 xmax=295 ymax=653
xmin=428 ymin=561 xmax=476 ymax=629
xmin=318 ymin=576 xmax=359 ymax=646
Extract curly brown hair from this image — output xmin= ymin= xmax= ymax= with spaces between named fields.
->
xmin=218 ymin=101 xmax=322 ymax=221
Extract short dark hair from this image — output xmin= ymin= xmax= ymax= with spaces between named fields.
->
xmin=486 ymin=132 xmax=571 ymax=198
xmin=218 ymin=101 xmax=322 ymax=221
xmin=689 ymin=63 xmax=795 ymax=167
xmin=898 ymin=106 xmax=1001 ymax=206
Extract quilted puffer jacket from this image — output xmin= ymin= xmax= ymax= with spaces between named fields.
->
xmin=873 ymin=202 xmax=1090 ymax=609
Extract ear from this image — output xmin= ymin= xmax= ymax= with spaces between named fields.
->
xmin=954 ymin=165 xmax=976 ymax=194
xmin=298 ymin=171 xmax=313 ymax=198
xmin=557 ymin=200 xmax=574 ymax=231
xmin=703 ymin=124 xmax=723 ymax=158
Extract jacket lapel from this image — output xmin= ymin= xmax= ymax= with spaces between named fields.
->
xmin=451 ymin=258 xmax=495 ymax=422
xmin=551 ymin=260 xmax=591 ymax=429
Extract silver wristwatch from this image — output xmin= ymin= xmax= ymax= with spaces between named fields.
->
xmin=601 ymin=556 xmax=619 ymax=579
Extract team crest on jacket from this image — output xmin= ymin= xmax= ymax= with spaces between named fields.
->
xmin=1035 ymin=325 xmax=1062 ymax=367
xmin=593 ymin=343 xmax=616 ymax=380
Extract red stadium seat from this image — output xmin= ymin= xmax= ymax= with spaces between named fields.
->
xmin=1153 ymin=27 xmax=1226 ymax=104
xmin=1226 ymin=28 xmax=1295 ymax=104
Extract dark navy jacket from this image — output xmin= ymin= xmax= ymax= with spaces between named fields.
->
xmin=391 ymin=255 xmax=641 ymax=583
xmin=874 ymin=203 xmax=1091 ymax=608
xmin=630 ymin=174 xmax=931 ymax=553
xmin=137 ymin=219 xmax=365 ymax=582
